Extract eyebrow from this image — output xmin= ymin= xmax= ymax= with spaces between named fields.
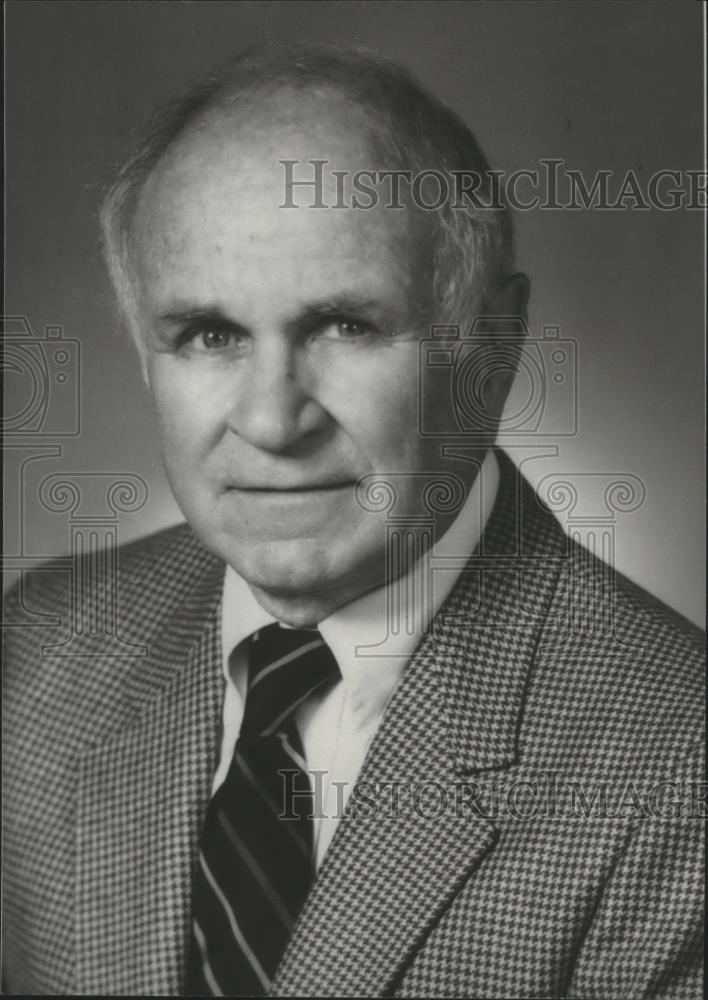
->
xmin=159 ymin=307 xmax=227 ymax=326
xmin=158 ymin=295 xmax=387 ymax=328
xmin=300 ymin=296 xmax=383 ymax=318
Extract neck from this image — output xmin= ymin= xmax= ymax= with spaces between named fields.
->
xmin=245 ymin=580 xmax=372 ymax=628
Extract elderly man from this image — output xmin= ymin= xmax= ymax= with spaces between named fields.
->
xmin=3 ymin=43 xmax=703 ymax=998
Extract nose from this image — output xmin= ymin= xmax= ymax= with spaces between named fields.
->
xmin=226 ymin=340 xmax=330 ymax=453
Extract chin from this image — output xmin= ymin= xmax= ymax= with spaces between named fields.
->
xmin=182 ymin=491 xmax=389 ymax=604
xmin=228 ymin=537 xmax=346 ymax=594
xmin=222 ymin=528 xmax=385 ymax=602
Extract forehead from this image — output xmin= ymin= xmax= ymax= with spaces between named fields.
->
xmin=132 ymin=96 xmax=427 ymax=311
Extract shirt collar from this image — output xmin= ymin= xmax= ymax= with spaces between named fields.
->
xmin=221 ymin=450 xmax=499 ymax=717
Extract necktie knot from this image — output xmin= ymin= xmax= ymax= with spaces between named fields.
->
xmin=239 ymin=623 xmax=340 ymax=738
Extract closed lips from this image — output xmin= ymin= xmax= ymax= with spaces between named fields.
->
xmin=230 ymin=481 xmax=354 ymax=491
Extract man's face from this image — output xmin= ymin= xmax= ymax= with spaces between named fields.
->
xmin=132 ymin=99 xmax=487 ymax=620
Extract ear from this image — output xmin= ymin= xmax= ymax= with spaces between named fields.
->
xmin=140 ymin=351 xmax=150 ymax=387
xmin=477 ymin=272 xmax=531 ymax=420
xmin=130 ymin=326 xmax=150 ymax=386
xmin=486 ymin=271 xmax=530 ymax=319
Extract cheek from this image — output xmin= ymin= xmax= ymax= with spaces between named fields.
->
xmin=147 ymin=360 xmax=218 ymax=460
xmin=323 ymin=350 xmax=423 ymax=465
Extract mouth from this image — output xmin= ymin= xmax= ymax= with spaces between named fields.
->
xmin=227 ymin=481 xmax=355 ymax=494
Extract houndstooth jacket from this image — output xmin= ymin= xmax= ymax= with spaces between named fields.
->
xmin=3 ymin=451 xmax=704 ymax=998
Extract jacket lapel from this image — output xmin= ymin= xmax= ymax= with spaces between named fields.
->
xmin=75 ymin=542 xmax=225 ymax=996
xmin=272 ymin=453 xmax=570 ymax=997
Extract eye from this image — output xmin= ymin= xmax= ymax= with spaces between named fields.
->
xmin=200 ymin=328 xmax=232 ymax=349
xmin=336 ymin=319 xmax=368 ymax=338
xmin=179 ymin=323 xmax=247 ymax=353
xmin=317 ymin=317 xmax=377 ymax=341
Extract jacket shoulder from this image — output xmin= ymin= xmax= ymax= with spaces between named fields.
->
xmin=4 ymin=521 xmax=213 ymax=628
xmin=3 ymin=523 xmax=223 ymax=740
xmin=529 ymin=543 xmax=705 ymax=781
xmin=613 ymin=564 xmax=703 ymax=656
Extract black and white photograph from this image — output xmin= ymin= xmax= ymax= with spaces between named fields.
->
xmin=3 ymin=2 xmax=705 ymax=996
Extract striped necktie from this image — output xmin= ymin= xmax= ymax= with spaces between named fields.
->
xmin=187 ymin=624 xmax=340 ymax=996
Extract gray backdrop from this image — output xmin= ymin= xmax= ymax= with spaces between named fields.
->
xmin=4 ymin=0 xmax=704 ymax=626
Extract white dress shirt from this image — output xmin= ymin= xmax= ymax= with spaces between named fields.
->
xmin=214 ymin=450 xmax=499 ymax=868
